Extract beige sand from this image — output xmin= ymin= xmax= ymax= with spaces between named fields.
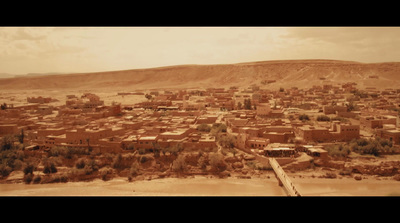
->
xmin=0 ymin=176 xmax=287 ymax=196
xmin=292 ymin=177 xmax=400 ymax=196
xmin=1 ymin=174 xmax=400 ymax=196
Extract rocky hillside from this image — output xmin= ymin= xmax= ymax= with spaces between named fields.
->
xmin=1 ymin=59 xmax=399 ymax=90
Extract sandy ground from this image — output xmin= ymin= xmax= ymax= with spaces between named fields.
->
xmin=1 ymin=173 xmax=400 ymax=196
xmin=292 ymin=177 xmax=400 ymax=196
xmin=0 ymin=175 xmax=287 ymax=196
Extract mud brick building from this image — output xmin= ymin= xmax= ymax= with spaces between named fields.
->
xmin=297 ymin=122 xmax=360 ymax=143
xmin=377 ymin=128 xmax=400 ymax=145
xmin=323 ymin=105 xmax=348 ymax=115
xmin=0 ymin=124 xmax=18 ymax=136
xmin=360 ymin=115 xmax=397 ymax=129
xmin=27 ymin=96 xmax=52 ymax=104
xmin=256 ymin=103 xmax=271 ymax=116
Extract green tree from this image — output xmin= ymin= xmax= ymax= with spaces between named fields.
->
xmin=145 ymin=94 xmax=152 ymax=100
xmin=244 ymin=99 xmax=252 ymax=110
xmin=43 ymin=160 xmax=57 ymax=174
xmin=197 ymin=123 xmax=211 ymax=132
xmin=317 ymin=115 xmax=330 ymax=121
xmin=75 ymin=158 xmax=86 ymax=169
xmin=129 ymin=161 xmax=140 ymax=177
xmin=299 ymin=114 xmax=310 ymax=121
xmin=171 ymin=154 xmax=187 ymax=173
xmin=0 ymin=164 xmax=12 ymax=177
xmin=0 ymin=103 xmax=7 ymax=110
xmin=112 ymin=154 xmax=123 ymax=169
xmin=1 ymin=135 xmax=16 ymax=151
xmin=210 ymin=123 xmax=227 ymax=137
xmin=237 ymin=101 xmax=243 ymax=110
xmin=209 ymin=153 xmax=227 ymax=172
xmin=23 ymin=162 xmax=35 ymax=175
xmin=218 ymin=134 xmax=236 ymax=149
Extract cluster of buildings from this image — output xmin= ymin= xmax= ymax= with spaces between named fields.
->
xmin=0 ymin=82 xmax=399 ymax=158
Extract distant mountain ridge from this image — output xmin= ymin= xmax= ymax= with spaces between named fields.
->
xmin=0 ymin=59 xmax=399 ymax=90
xmin=0 ymin=73 xmax=17 ymax=79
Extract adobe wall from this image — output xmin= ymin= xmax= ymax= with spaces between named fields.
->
xmin=263 ymin=132 xmax=287 ymax=143
xmin=323 ymin=105 xmax=347 ymax=115
xmin=37 ymin=128 xmax=66 ymax=139
xmin=275 ymin=158 xmax=296 ymax=166
xmin=0 ymin=124 xmax=18 ymax=135
xmin=264 ymin=126 xmax=294 ymax=133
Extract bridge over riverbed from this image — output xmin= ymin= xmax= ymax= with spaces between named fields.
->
xmin=268 ymin=158 xmax=301 ymax=197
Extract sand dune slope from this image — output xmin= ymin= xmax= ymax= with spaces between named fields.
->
xmin=1 ymin=60 xmax=399 ymax=90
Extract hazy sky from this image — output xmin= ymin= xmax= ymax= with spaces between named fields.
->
xmin=1 ymin=27 xmax=400 ymax=75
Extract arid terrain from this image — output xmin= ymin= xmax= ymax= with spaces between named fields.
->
xmin=1 ymin=60 xmax=400 ymax=91
xmin=1 ymin=59 xmax=400 ymax=196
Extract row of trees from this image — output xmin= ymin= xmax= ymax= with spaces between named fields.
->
xmin=237 ymin=99 xmax=255 ymax=110
xmin=0 ymin=130 xmax=24 ymax=152
xmin=298 ymin=114 xmax=349 ymax=123
xmin=325 ymin=137 xmax=397 ymax=158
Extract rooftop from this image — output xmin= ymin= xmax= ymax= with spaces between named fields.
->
xmin=139 ymin=136 xmax=157 ymax=140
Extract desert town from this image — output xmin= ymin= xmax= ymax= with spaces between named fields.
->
xmin=1 ymin=81 xmax=400 ymax=195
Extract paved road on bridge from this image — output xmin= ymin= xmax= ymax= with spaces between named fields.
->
xmin=268 ymin=158 xmax=301 ymax=197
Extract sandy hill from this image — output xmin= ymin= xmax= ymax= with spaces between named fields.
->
xmin=1 ymin=59 xmax=399 ymax=91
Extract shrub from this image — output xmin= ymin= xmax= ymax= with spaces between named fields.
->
xmin=33 ymin=175 xmax=41 ymax=184
xmin=1 ymin=135 xmax=16 ymax=151
xmin=245 ymin=161 xmax=257 ymax=169
xmin=325 ymin=144 xmax=351 ymax=158
xmin=48 ymin=146 xmax=67 ymax=157
xmin=197 ymin=123 xmax=211 ymax=132
xmin=75 ymin=158 xmax=86 ymax=169
xmin=323 ymin=172 xmax=337 ymax=179
xmin=23 ymin=173 xmax=33 ymax=184
xmin=212 ymin=123 xmax=227 ymax=133
xmin=346 ymin=137 xmax=395 ymax=156
xmin=163 ymin=143 xmax=183 ymax=156
xmin=171 ymin=154 xmax=187 ymax=173
xmin=0 ymin=164 xmax=12 ymax=177
xmin=197 ymin=155 xmax=208 ymax=170
xmin=23 ymin=163 xmax=35 ymax=175
xmin=317 ymin=115 xmax=330 ymax=122
xmin=85 ymin=159 xmax=99 ymax=172
xmin=299 ymin=114 xmax=310 ymax=121
xmin=112 ymin=154 xmax=123 ymax=169
xmin=256 ymin=163 xmax=272 ymax=171
xmin=43 ymin=160 xmax=57 ymax=174
xmin=50 ymin=146 xmax=89 ymax=159
xmin=209 ymin=153 xmax=227 ymax=172
xmin=100 ymin=167 xmax=114 ymax=181
xmin=339 ymin=169 xmax=352 ymax=176
xmin=376 ymin=137 xmax=392 ymax=148
xmin=218 ymin=134 xmax=236 ymax=149
xmin=129 ymin=161 xmax=140 ymax=177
